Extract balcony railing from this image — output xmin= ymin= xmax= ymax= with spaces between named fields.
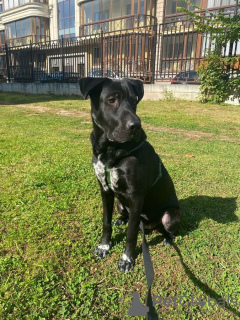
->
xmin=79 ymin=14 xmax=157 ymax=36
xmin=5 ymin=35 xmax=50 ymax=47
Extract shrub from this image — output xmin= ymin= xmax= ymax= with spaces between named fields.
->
xmin=197 ymin=53 xmax=231 ymax=103
xmin=197 ymin=54 xmax=240 ymax=103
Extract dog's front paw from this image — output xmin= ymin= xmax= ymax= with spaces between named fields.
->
xmin=118 ymin=254 xmax=135 ymax=272
xmin=95 ymin=243 xmax=111 ymax=259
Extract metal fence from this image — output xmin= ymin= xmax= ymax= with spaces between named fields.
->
xmin=0 ymin=20 xmax=239 ymax=84
xmin=155 ymin=20 xmax=240 ymax=81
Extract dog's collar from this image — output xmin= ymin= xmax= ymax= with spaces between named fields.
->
xmin=121 ymin=140 xmax=146 ymax=157
xmin=104 ymin=141 xmax=146 ymax=189
xmin=105 ymin=153 xmax=162 ymax=189
xmin=152 ymin=156 xmax=162 ymax=188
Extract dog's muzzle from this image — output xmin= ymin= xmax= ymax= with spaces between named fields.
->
xmin=126 ymin=119 xmax=142 ymax=141
xmin=126 ymin=119 xmax=141 ymax=132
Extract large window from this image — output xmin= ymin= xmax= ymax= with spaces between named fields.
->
xmin=0 ymin=30 xmax=5 ymax=45
xmin=166 ymin=0 xmax=202 ymax=15
xmin=4 ymin=0 xmax=47 ymax=11
xmin=5 ymin=17 xmax=49 ymax=44
xmin=207 ymin=0 xmax=236 ymax=7
xmin=58 ymin=0 xmax=75 ymax=39
xmin=81 ymin=0 xmax=155 ymax=25
xmin=165 ymin=0 xmax=237 ymax=15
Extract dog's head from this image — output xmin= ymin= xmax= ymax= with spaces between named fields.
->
xmin=79 ymin=77 xmax=145 ymax=143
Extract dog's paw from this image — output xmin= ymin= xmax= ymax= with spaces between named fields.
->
xmin=113 ymin=217 xmax=128 ymax=227
xmin=95 ymin=243 xmax=111 ymax=259
xmin=118 ymin=254 xmax=135 ymax=272
xmin=163 ymin=235 xmax=175 ymax=246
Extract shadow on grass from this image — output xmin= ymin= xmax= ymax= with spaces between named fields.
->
xmin=135 ymin=195 xmax=238 ymax=318
xmin=173 ymin=242 xmax=240 ymax=318
xmin=113 ymin=195 xmax=238 ymax=248
xmin=174 ymin=196 xmax=240 ymax=317
xmin=179 ymin=195 xmax=238 ymax=236
xmin=137 ymin=195 xmax=238 ymax=250
xmin=0 ymin=92 xmax=83 ymax=105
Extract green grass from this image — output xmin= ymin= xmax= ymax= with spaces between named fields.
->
xmin=0 ymin=92 xmax=239 ymax=319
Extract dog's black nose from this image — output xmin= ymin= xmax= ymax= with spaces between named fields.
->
xmin=127 ymin=120 xmax=141 ymax=132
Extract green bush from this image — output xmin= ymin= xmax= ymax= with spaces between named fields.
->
xmin=197 ymin=54 xmax=240 ymax=103
xmin=197 ymin=53 xmax=231 ymax=103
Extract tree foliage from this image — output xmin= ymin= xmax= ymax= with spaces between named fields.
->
xmin=178 ymin=1 xmax=240 ymax=103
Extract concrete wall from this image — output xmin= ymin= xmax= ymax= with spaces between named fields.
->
xmin=144 ymin=82 xmax=200 ymax=101
xmin=0 ymin=82 xmax=239 ymax=105
xmin=0 ymin=82 xmax=81 ymax=96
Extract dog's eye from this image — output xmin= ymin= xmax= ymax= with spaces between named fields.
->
xmin=108 ymin=97 xmax=116 ymax=104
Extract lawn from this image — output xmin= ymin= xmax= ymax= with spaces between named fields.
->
xmin=0 ymin=92 xmax=239 ymax=319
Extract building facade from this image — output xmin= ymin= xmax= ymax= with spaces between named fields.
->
xmin=1 ymin=0 xmax=237 ymax=46
xmin=0 ymin=0 xmax=239 ymax=82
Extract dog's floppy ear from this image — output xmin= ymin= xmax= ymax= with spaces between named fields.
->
xmin=127 ymin=79 xmax=144 ymax=103
xmin=79 ymin=77 xmax=106 ymax=99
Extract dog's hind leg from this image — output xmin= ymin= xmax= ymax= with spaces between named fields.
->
xmin=113 ymin=200 xmax=129 ymax=227
xmin=161 ymin=208 xmax=182 ymax=246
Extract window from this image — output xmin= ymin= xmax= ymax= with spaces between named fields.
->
xmin=0 ymin=30 xmax=5 ymax=45
xmin=112 ymin=0 xmax=121 ymax=18
xmin=81 ymin=0 xmax=155 ymax=24
xmin=207 ymin=0 xmax=236 ymax=7
xmin=58 ymin=0 xmax=75 ymax=39
xmin=166 ymin=0 xmax=201 ymax=15
xmin=3 ymin=0 xmax=47 ymax=10
xmin=122 ymin=0 xmax=132 ymax=15
xmin=102 ymin=0 xmax=110 ymax=20
xmin=5 ymin=17 xmax=49 ymax=44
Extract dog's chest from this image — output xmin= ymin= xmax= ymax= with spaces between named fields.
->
xmin=93 ymin=159 xmax=119 ymax=191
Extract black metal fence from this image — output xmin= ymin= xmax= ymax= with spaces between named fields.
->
xmin=0 ymin=20 xmax=239 ymax=84
xmin=155 ymin=20 xmax=240 ymax=81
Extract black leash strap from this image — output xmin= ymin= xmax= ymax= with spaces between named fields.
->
xmin=140 ymin=221 xmax=160 ymax=320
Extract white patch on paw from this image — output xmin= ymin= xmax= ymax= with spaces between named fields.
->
xmin=122 ymin=253 xmax=131 ymax=262
xmin=98 ymin=244 xmax=110 ymax=251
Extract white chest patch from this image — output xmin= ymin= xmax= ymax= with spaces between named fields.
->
xmin=93 ymin=159 xmax=109 ymax=191
xmin=109 ymin=167 xmax=119 ymax=190
xmin=93 ymin=160 xmax=119 ymax=191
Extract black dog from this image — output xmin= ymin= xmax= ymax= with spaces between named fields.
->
xmin=79 ymin=77 xmax=181 ymax=272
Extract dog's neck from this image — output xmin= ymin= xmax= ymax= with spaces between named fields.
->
xmin=90 ymin=122 xmax=146 ymax=167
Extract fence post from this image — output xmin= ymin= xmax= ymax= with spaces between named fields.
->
xmin=61 ymin=36 xmax=65 ymax=80
xmin=151 ymin=23 xmax=158 ymax=84
xmin=101 ymin=29 xmax=104 ymax=76
xmin=5 ymin=43 xmax=11 ymax=83
xmin=30 ymin=41 xmax=34 ymax=82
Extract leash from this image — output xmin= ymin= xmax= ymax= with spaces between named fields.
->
xmin=140 ymin=221 xmax=160 ymax=320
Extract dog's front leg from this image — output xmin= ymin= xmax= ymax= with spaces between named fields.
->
xmin=95 ymin=187 xmax=114 ymax=259
xmin=118 ymin=197 xmax=143 ymax=272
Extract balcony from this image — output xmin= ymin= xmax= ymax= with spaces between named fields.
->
xmin=79 ymin=14 xmax=157 ymax=36
xmin=5 ymin=35 xmax=50 ymax=47
xmin=1 ymin=2 xmax=49 ymax=24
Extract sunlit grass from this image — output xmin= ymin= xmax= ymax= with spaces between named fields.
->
xmin=0 ymin=93 xmax=239 ymax=319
